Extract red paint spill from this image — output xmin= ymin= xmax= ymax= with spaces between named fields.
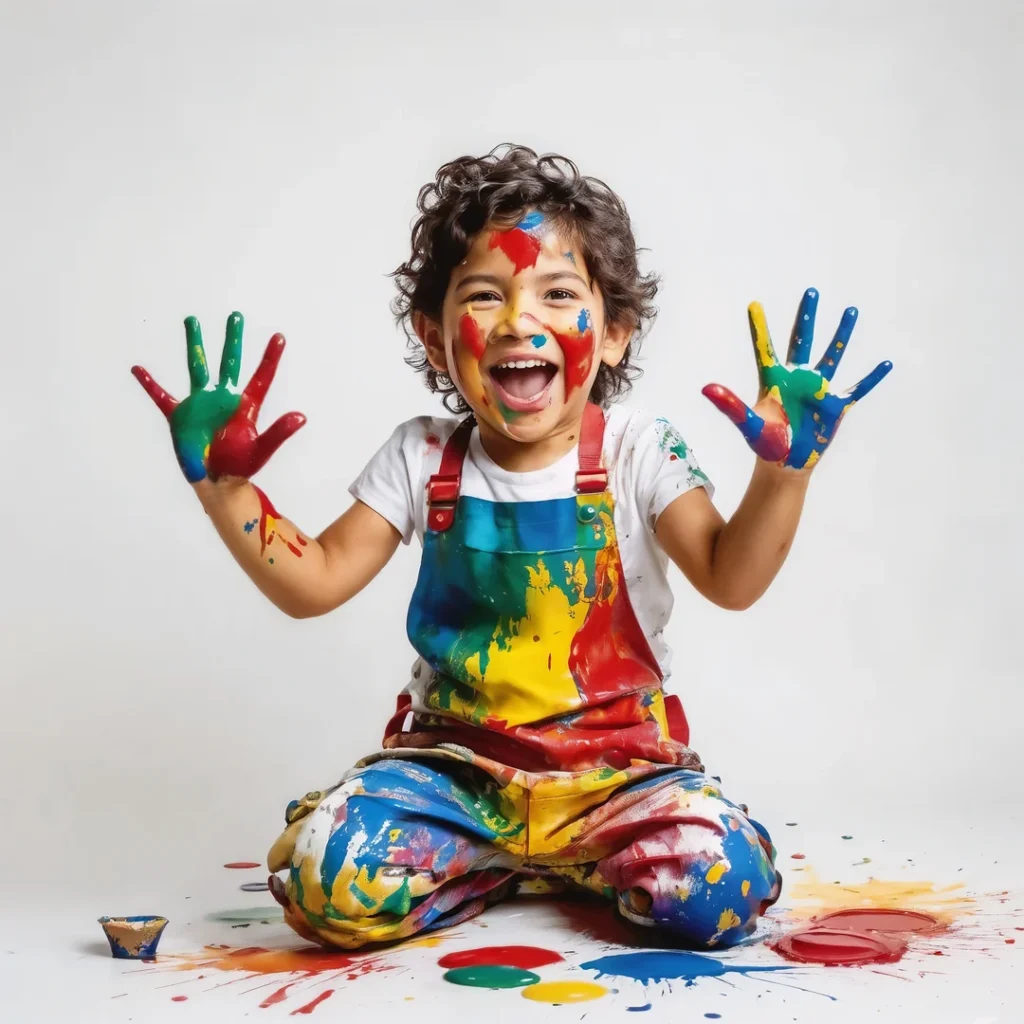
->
xmin=261 ymin=983 xmax=297 ymax=1007
xmin=791 ymin=853 xmax=806 ymax=860
xmin=1006 ymin=939 xmax=1016 ymax=944
xmin=488 ymin=228 xmax=542 ymax=275
xmin=182 ymin=945 xmax=396 ymax=980
xmin=458 ymin=314 xmax=486 ymax=360
xmin=291 ymin=990 xmax=334 ymax=1015
xmin=171 ymin=995 xmax=188 ymax=1002
xmin=772 ymin=908 xmax=944 ymax=966
xmin=224 ymin=861 xmax=261 ymax=869
xmin=437 ymin=945 xmax=564 ymax=970
xmin=253 ymin=486 xmax=303 ymax=559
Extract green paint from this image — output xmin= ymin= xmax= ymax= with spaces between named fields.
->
xmin=206 ymin=907 xmax=284 ymax=923
xmin=443 ymin=965 xmax=541 ymax=989
xmin=761 ymin=364 xmax=825 ymax=436
xmin=348 ymin=880 xmax=378 ymax=910
xmin=379 ymin=877 xmax=412 ymax=916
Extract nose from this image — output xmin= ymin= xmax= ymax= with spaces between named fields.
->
xmin=493 ymin=292 xmax=544 ymax=343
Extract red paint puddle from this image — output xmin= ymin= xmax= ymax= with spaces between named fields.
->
xmin=290 ymin=990 xmax=334 ymax=1015
xmin=437 ymin=945 xmax=564 ymax=970
xmin=791 ymin=853 xmax=806 ymax=860
xmin=171 ymin=995 xmax=189 ymax=1002
xmin=260 ymin=983 xmax=297 ymax=1007
xmin=550 ymin=897 xmax=643 ymax=946
xmin=772 ymin=908 xmax=944 ymax=966
xmin=224 ymin=862 xmax=261 ymax=870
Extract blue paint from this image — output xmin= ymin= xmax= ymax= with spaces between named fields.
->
xmin=517 ymin=210 xmax=545 ymax=232
xmin=98 ymin=916 xmax=168 ymax=960
xmin=627 ymin=1005 xmax=652 ymax=1012
xmin=580 ymin=950 xmax=790 ymax=987
xmin=705 ymin=1015 xmax=722 ymax=1020
xmin=577 ymin=308 xmax=592 ymax=333
xmin=563 ymin=250 xmax=576 ymax=264
xmin=243 ymin=519 xmax=257 ymax=533
xmin=530 ymin=334 xmax=546 ymax=348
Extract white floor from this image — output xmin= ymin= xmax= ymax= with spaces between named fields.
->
xmin=2 ymin=821 xmax=1020 ymax=1023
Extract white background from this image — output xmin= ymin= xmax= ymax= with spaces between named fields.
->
xmin=1 ymin=0 xmax=1021 ymax=929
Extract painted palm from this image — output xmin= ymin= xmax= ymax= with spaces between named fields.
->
xmin=132 ymin=312 xmax=305 ymax=482
xmin=703 ymin=289 xmax=892 ymax=469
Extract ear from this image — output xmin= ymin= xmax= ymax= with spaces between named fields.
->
xmin=414 ymin=312 xmax=448 ymax=374
xmin=600 ymin=319 xmax=633 ymax=368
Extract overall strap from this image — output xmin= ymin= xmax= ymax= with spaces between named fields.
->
xmin=427 ymin=403 xmax=609 ymax=532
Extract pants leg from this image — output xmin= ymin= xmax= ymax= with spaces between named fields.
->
xmin=269 ymin=757 xmax=525 ymax=948
xmin=549 ymin=769 xmax=781 ymax=949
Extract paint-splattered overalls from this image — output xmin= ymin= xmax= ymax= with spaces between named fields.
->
xmin=268 ymin=405 xmax=781 ymax=948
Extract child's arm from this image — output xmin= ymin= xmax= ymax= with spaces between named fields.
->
xmin=655 ymin=461 xmax=809 ymax=610
xmin=132 ymin=312 xmax=400 ymax=618
xmin=656 ymin=289 xmax=891 ymax=610
xmin=195 ymin=481 xmax=400 ymax=618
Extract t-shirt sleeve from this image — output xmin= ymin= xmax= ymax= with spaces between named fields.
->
xmin=348 ymin=417 xmax=441 ymax=544
xmin=626 ymin=413 xmax=714 ymax=531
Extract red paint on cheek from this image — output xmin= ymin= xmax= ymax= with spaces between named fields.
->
xmin=458 ymin=314 xmax=486 ymax=360
xmin=488 ymin=229 xmax=542 ymax=274
xmin=550 ymin=326 xmax=596 ymax=398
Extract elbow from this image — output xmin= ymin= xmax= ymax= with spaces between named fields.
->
xmin=710 ymin=588 xmax=761 ymax=612
xmin=280 ymin=599 xmax=330 ymax=620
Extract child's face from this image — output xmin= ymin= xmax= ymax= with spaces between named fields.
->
xmin=418 ymin=212 xmax=630 ymax=443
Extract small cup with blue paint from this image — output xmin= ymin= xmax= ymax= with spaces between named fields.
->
xmin=98 ymin=915 xmax=169 ymax=959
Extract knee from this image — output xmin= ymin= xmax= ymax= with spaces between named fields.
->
xmin=606 ymin=822 xmax=781 ymax=949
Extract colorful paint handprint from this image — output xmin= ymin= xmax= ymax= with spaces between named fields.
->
xmin=132 ymin=313 xmax=306 ymax=482
xmin=703 ymin=289 xmax=892 ymax=469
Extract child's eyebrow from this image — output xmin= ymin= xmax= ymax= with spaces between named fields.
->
xmin=536 ymin=271 xmax=590 ymax=288
xmin=454 ymin=273 xmax=505 ymax=290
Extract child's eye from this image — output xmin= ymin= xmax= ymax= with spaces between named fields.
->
xmin=545 ymin=289 xmax=577 ymax=301
xmin=467 ymin=291 xmax=501 ymax=303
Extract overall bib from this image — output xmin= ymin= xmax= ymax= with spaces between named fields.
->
xmin=268 ymin=406 xmax=780 ymax=949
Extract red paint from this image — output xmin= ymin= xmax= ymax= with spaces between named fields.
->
xmin=550 ymin=324 xmax=595 ymax=398
xmin=171 ymin=995 xmax=188 ymax=1002
xmin=791 ymin=853 xmax=806 ymax=860
xmin=488 ymin=228 xmax=542 ymax=275
xmin=260 ymin=983 xmax=296 ymax=1007
xmin=253 ymin=485 xmax=303 ymax=559
xmin=771 ymin=908 xmax=944 ymax=966
xmin=1006 ymin=939 xmax=1016 ymax=944
xmin=774 ymin=926 xmax=906 ymax=965
xmin=815 ymin=909 xmax=944 ymax=936
xmin=224 ymin=861 xmax=261 ymax=869
xmin=290 ymin=990 xmax=334 ymax=1015
xmin=437 ymin=945 xmax=564 ymax=970
xmin=458 ymin=314 xmax=486 ymax=360
xmin=186 ymin=945 xmax=396 ymax=979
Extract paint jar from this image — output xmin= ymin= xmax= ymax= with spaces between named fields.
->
xmin=98 ymin=916 xmax=169 ymax=959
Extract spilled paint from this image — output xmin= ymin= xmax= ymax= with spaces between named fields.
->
xmin=580 ymin=950 xmax=791 ymax=987
xmin=521 ymin=980 xmax=608 ymax=1003
xmin=224 ymin=862 xmax=262 ymax=869
xmin=206 ymin=908 xmax=285 ymax=923
xmin=444 ymin=965 xmax=540 ymax=988
xmin=437 ymin=945 xmax=563 ymax=970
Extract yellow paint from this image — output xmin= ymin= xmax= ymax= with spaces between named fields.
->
xmin=296 ymin=853 xmax=327 ymax=916
xmin=193 ymin=344 xmax=206 ymax=369
xmin=748 ymin=302 xmax=777 ymax=368
xmin=389 ymin=828 xmax=402 ymax=843
xmin=522 ymin=981 xmax=608 ymax=1003
xmin=741 ymin=879 xmax=751 ymax=897
xmin=784 ymin=867 xmax=977 ymax=925
xmin=705 ymin=861 xmax=727 ymax=884
xmin=717 ymin=908 xmax=742 ymax=932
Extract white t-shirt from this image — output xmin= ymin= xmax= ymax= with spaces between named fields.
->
xmin=349 ymin=405 xmax=713 ymax=689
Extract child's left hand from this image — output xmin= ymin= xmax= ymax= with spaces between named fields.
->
xmin=702 ymin=288 xmax=892 ymax=470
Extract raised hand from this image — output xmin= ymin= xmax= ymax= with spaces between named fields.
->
xmin=131 ymin=312 xmax=306 ymax=483
xmin=702 ymin=289 xmax=892 ymax=469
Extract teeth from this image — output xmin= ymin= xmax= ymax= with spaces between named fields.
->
xmin=495 ymin=359 xmax=547 ymax=369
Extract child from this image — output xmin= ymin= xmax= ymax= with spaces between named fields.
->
xmin=132 ymin=145 xmax=891 ymax=951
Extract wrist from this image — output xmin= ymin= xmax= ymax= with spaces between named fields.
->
xmin=192 ymin=474 xmax=251 ymax=511
xmin=753 ymin=457 xmax=814 ymax=488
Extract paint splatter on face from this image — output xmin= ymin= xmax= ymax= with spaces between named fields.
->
xmin=444 ymin=212 xmax=609 ymax=439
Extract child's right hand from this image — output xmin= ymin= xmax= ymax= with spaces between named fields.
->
xmin=131 ymin=312 xmax=306 ymax=484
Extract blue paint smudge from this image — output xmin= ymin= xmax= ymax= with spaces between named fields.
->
xmin=243 ymin=519 xmax=258 ymax=533
xmin=580 ymin=950 xmax=789 ymax=987
xmin=563 ymin=250 xmax=576 ymax=264
xmin=627 ymin=1005 xmax=652 ymax=1013
xmin=705 ymin=1015 xmax=722 ymax=1020
xmin=517 ymin=211 xmax=544 ymax=231
xmin=577 ymin=308 xmax=592 ymax=333
xmin=530 ymin=334 xmax=546 ymax=348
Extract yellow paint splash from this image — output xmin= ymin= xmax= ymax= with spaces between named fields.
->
xmin=522 ymin=980 xmax=608 ymax=1003
xmin=705 ymin=862 xmax=727 ymax=885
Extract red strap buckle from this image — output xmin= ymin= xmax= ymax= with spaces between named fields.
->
xmin=575 ymin=469 xmax=608 ymax=493
xmin=427 ymin=475 xmax=460 ymax=507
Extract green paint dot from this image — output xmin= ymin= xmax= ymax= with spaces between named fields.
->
xmin=443 ymin=965 xmax=540 ymax=989
xmin=268 ymin=557 xmax=274 ymax=564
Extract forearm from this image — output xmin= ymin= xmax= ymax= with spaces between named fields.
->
xmin=194 ymin=478 xmax=337 ymax=618
xmin=710 ymin=459 xmax=812 ymax=609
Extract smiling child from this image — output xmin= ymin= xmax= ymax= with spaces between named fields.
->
xmin=133 ymin=144 xmax=891 ymax=951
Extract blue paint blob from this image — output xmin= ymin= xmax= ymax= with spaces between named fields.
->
xmin=577 ymin=308 xmax=592 ymax=333
xmin=627 ymin=1005 xmax=652 ymax=1012
xmin=530 ymin=334 xmax=546 ymax=348
xmin=705 ymin=1015 xmax=722 ymax=1020
xmin=517 ymin=211 xmax=545 ymax=232
xmin=580 ymin=950 xmax=790 ymax=987
xmin=243 ymin=519 xmax=257 ymax=534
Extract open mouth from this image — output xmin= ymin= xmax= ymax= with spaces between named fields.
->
xmin=488 ymin=358 xmax=559 ymax=412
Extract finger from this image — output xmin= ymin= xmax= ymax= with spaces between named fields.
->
xmin=131 ymin=365 xmax=178 ymax=419
xmin=251 ymin=412 xmax=307 ymax=475
xmin=185 ymin=316 xmax=209 ymax=392
xmin=702 ymin=383 xmax=789 ymax=463
xmin=786 ymin=287 xmax=818 ymax=366
xmin=241 ymin=333 xmax=286 ymax=420
xmin=748 ymin=302 xmax=779 ymax=373
xmin=814 ymin=306 xmax=858 ymax=381
xmin=219 ymin=311 xmax=244 ymax=388
xmin=844 ymin=360 xmax=893 ymax=404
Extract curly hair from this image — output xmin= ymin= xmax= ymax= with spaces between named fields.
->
xmin=391 ymin=144 xmax=659 ymax=413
